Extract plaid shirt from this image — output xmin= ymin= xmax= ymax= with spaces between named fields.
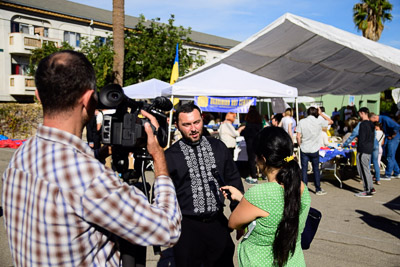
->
xmin=2 ymin=125 xmax=181 ymax=266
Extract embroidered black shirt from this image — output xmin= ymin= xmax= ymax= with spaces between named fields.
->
xmin=165 ymin=136 xmax=244 ymax=217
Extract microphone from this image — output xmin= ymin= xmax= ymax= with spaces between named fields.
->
xmin=212 ymin=169 xmax=232 ymax=201
xmin=152 ymin=96 xmax=173 ymax=111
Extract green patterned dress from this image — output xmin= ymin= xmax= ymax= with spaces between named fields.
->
xmin=238 ymin=182 xmax=311 ymax=266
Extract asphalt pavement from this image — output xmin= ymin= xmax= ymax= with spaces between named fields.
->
xmin=0 ymin=147 xmax=399 ymax=267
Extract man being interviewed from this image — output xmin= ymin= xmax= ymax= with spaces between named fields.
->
xmin=165 ymin=102 xmax=244 ymax=267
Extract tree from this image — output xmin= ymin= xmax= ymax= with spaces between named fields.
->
xmin=80 ymin=36 xmax=114 ymax=89
xmin=123 ymin=14 xmax=205 ymax=86
xmin=112 ymin=0 xmax=125 ymax=86
xmin=29 ymin=14 xmax=204 ymax=90
xmin=353 ymin=0 xmax=393 ymax=41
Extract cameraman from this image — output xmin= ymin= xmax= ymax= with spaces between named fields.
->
xmin=2 ymin=51 xmax=181 ymax=266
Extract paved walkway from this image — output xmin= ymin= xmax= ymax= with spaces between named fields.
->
xmin=1 ymin=148 xmax=399 ymax=266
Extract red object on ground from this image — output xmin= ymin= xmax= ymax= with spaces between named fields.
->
xmin=0 ymin=139 xmax=26 ymax=149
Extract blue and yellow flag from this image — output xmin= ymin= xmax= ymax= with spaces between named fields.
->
xmin=170 ymin=43 xmax=179 ymax=84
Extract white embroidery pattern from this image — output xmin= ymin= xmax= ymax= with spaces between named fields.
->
xmin=179 ymin=137 xmax=220 ymax=214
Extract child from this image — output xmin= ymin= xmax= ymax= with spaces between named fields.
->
xmin=374 ymin=122 xmax=385 ymax=183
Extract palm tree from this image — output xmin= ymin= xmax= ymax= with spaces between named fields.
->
xmin=113 ymin=0 xmax=124 ymax=85
xmin=353 ymin=0 xmax=393 ymax=41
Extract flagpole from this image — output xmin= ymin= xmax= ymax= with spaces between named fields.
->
xmin=167 ymin=43 xmax=179 ymax=148
xmin=167 ymin=95 xmax=174 ymax=148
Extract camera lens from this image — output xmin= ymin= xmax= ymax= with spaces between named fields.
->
xmin=99 ymin=84 xmax=125 ymax=108
xmin=109 ymin=92 xmax=121 ymax=100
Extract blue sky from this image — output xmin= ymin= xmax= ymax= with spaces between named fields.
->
xmin=71 ymin=0 xmax=399 ymax=49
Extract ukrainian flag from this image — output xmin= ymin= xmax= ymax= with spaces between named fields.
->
xmin=170 ymin=43 xmax=179 ymax=84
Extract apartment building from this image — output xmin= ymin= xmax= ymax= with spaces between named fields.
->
xmin=0 ymin=0 xmax=239 ymax=102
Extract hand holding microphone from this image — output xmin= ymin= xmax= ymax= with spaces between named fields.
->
xmin=220 ymin=186 xmax=243 ymax=202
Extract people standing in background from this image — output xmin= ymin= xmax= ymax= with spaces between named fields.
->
xmin=241 ymin=106 xmax=263 ymax=185
xmin=297 ymin=107 xmax=333 ymax=195
xmin=332 ymin=107 xmax=340 ymax=118
xmin=271 ymin=113 xmax=283 ymax=127
xmin=344 ymin=105 xmax=353 ymax=121
xmin=354 ymin=107 xmax=376 ymax=197
xmin=342 ymin=117 xmax=360 ymax=145
xmin=370 ymin=113 xmax=400 ymax=180
xmin=219 ymin=112 xmax=245 ymax=156
xmin=281 ymin=108 xmax=295 ymax=141
xmin=262 ymin=114 xmax=270 ymax=127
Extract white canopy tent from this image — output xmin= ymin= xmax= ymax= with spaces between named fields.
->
xmin=166 ymin=64 xmax=298 ymax=145
xmin=260 ymin=96 xmax=315 ymax=103
xmin=123 ymin=78 xmax=172 ymax=99
xmin=184 ymin=13 xmax=400 ymax=97
xmin=172 ymin=63 xmax=297 ymax=98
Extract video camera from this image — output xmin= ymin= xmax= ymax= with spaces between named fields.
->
xmin=98 ymin=83 xmax=172 ymax=174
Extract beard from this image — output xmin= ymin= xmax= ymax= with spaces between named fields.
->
xmin=181 ymin=127 xmax=203 ymax=143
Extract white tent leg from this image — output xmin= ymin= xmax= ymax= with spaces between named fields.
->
xmin=295 ymin=97 xmax=300 ymax=163
xmin=167 ymin=96 xmax=174 ymax=148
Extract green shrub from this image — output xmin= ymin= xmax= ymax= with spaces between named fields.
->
xmin=0 ymin=103 xmax=42 ymax=139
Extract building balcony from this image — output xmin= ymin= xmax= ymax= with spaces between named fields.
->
xmin=9 ymin=75 xmax=36 ymax=96
xmin=9 ymin=33 xmax=61 ymax=55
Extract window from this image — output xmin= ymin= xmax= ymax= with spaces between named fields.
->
xmin=34 ymin=26 xmax=49 ymax=37
xmin=11 ymin=22 xmax=19 ymax=33
xmin=20 ymin=24 xmax=29 ymax=34
xmin=11 ymin=22 xmax=48 ymax=36
xmin=64 ymin=31 xmax=81 ymax=47
xmin=99 ymin=37 xmax=106 ymax=46
xmin=11 ymin=63 xmax=29 ymax=75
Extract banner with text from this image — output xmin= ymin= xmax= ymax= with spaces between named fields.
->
xmin=195 ymin=96 xmax=257 ymax=113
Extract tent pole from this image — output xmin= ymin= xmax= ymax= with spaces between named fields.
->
xmin=295 ymin=97 xmax=300 ymax=163
xmin=167 ymin=95 xmax=174 ymax=148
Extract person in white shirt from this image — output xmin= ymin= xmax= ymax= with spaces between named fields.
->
xmin=281 ymin=108 xmax=293 ymax=138
xmin=297 ymin=107 xmax=333 ymax=196
xmin=219 ymin=112 xmax=244 ymax=156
